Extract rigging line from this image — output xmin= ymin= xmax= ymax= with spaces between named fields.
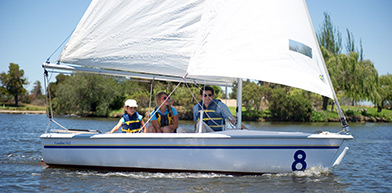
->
xmin=43 ymin=68 xmax=69 ymax=133
xmin=43 ymin=69 xmax=54 ymax=121
xmin=302 ymin=0 xmax=349 ymax=133
xmin=183 ymin=79 xmax=201 ymax=107
xmin=43 ymin=70 xmax=50 ymax=120
xmin=45 ymin=121 xmax=51 ymax=134
xmin=46 ymin=28 xmax=75 ymax=63
xmin=147 ymin=77 xmax=155 ymax=127
xmin=51 ymin=119 xmax=69 ymax=131
xmin=138 ymin=80 xmax=183 ymax=133
xmin=43 ymin=70 xmax=52 ymax=133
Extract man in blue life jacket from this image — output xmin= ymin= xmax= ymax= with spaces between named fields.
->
xmin=192 ymin=86 xmax=246 ymax=132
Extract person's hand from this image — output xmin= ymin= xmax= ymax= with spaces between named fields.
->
xmin=162 ymin=126 xmax=173 ymax=133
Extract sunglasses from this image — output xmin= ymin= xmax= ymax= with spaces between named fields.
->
xmin=161 ymin=96 xmax=170 ymax=100
xmin=203 ymin=94 xmax=213 ymax=97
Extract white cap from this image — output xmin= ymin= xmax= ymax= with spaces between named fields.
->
xmin=124 ymin=99 xmax=138 ymax=107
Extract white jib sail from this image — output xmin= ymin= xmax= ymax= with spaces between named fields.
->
xmin=187 ymin=0 xmax=334 ymax=99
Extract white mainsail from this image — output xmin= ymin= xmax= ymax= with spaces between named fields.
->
xmin=60 ymin=0 xmax=333 ymax=99
xmin=60 ymin=0 xmax=206 ymax=79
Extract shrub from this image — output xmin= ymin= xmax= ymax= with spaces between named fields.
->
xmin=344 ymin=109 xmax=355 ymax=116
xmin=269 ymin=89 xmax=313 ymax=122
xmin=310 ymin=111 xmax=327 ymax=122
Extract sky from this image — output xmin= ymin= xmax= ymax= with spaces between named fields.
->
xmin=0 ymin=0 xmax=391 ymax=92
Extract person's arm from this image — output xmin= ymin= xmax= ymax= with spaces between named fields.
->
xmin=163 ymin=114 xmax=178 ymax=132
xmin=193 ymin=104 xmax=199 ymax=122
xmin=218 ymin=101 xmax=233 ymax=120
xmin=140 ymin=119 xmax=146 ymax=133
xmin=228 ymin=116 xmax=248 ymax=130
xmin=107 ymin=119 xmax=122 ymax=133
xmin=163 ymin=108 xmax=179 ymax=132
xmin=150 ymin=120 xmax=163 ymax=133
xmin=219 ymin=101 xmax=248 ymax=130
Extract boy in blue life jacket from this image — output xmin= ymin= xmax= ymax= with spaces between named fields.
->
xmin=107 ymin=99 xmax=145 ymax=133
xmin=146 ymin=92 xmax=179 ymax=133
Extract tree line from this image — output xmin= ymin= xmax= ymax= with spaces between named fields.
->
xmin=0 ymin=63 xmax=45 ymax=107
xmin=1 ymin=13 xmax=391 ymax=121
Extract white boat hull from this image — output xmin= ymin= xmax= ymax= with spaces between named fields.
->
xmin=41 ymin=130 xmax=352 ymax=174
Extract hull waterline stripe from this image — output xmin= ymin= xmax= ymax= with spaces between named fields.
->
xmin=44 ymin=145 xmax=339 ymax=149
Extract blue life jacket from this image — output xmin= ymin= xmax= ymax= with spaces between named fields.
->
xmin=155 ymin=107 xmax=173 ymax=127
xmin=121 ymin=112 xmax=142 ymax=133
xmin=195 ymin=99 xmax=224 ymax=131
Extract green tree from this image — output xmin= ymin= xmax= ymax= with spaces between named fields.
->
xmin=320 ymin=47 xmax=339 ymax=110
xmin=0 ymin=86 xmax=7 ymax=102
xmin=317 ymin=12 xmax=342 ymax=110
xmin=374 ymin=74 xmax=392 ymax=112
xmin=122 ymin=79 xmax=150 ymax=108
xmin=229 ymin=82 xmax=237 ymax=99
xmin=32 ymin=80 xmax=43 ymax=97
xmin=48 ymin=73 xmax=69 ymax=99
xmin=269 ymin=87 xmax=312 ymax=122
xmin=171 ymin=85 xmax=199 ymax=119
xmin=360 ymin=59 xmax=379 ymax=103
xmin=0 ymin=63 xmax=28 ymax=106
xmin=317 ymin=12 xmax=342 ymax=55
xmin=55 ymin=74 xmax=122 ymax=116
xmin=243 ymin=82 xmax=264 ymax=112
xmin=345 ymin=29 xmax=356 ymax=53
xmin=338 ymin=52 xmax=378 ymax=106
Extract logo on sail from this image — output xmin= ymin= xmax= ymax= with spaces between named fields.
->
xmin=319 ymin=75 xmax=325 ymax=82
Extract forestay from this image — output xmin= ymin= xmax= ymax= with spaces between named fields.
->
xmin=60 ymin=0 xmax=334 ymax=99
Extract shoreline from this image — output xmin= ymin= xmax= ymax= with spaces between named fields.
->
xmin=0 ymin=110 xmax=46 ymax=114
xmin=0 ymin=109 xmax=389 ymax=123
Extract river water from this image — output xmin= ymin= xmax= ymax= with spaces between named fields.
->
xmin=0 ymin=113 xmax=391 ymax=192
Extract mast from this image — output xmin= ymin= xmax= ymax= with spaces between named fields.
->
xmin=236 ymin=78 xmax=243 ymax=129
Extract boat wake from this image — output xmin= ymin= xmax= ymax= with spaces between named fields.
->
xmin=265 ymin=166 xmax=332 ymax=178
xmin=73 ymin=171 xmax=234 ymax=179
xmin=59 ymin=166 xmax=332 ymax=179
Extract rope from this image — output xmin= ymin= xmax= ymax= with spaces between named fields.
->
xmin=43 ymin=70 xmax=50 ymax=120
xmin=147 ymin=77 xmax=155 ymax=127
xmin=46 ymin=28 xmax=75 ymax=63
xmin=45 ymin=119 xmax=51 ymax=134
xmin=43 ymin=69 xmax=54 ymax=120
xmin=43 ymin=68 xmax=69 ymax=133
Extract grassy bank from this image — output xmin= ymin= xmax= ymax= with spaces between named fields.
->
xmin=0 ymin=103 xmax=46 ymax=111
xmin=231 ymin=106 xmax=392 ymax=122
xmin=339 ymin=106 xmax=392 ymax=122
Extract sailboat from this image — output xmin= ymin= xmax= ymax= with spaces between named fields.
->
xmin=41 ymin=0 xmax=353 ymax=174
